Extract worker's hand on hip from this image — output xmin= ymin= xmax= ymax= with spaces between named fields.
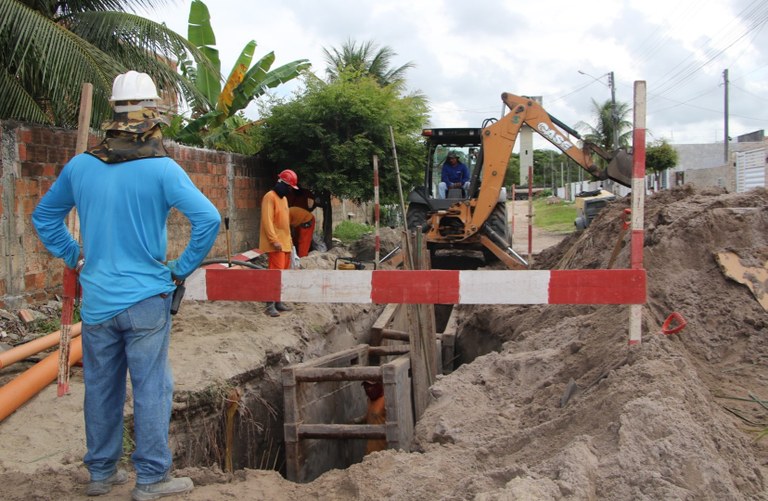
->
xmin=273 ymin=242 xmax=283 ymax=251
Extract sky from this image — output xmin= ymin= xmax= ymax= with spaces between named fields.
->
xmin=143 ymin=0 xmax=768 ymax=147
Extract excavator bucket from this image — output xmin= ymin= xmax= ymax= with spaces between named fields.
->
xmin=605 ymin=149 xmax=633 ymax=187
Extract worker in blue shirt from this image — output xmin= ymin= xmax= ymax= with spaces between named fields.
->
xmin=32 ymin=71 xmax=220 ymax=500
xmin=438 ymin=151 xmax=470 ymax=198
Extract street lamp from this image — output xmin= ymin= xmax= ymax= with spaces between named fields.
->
xmin=578 ymin=70 xmax=619 ymax=151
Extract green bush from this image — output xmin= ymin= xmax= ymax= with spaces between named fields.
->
xmin=333 ymin=221 xmax=373 ymax=243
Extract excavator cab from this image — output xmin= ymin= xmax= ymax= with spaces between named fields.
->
xmin=404 ymin=92 xmax=634 ymax=270
xmin=406 ymin=127 xmax=512 ymax=265
xmin=411 ymin=128 xmax=483 ymax=209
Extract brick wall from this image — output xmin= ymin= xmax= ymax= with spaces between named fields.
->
xmin=0 ymin=120 xmax=271 ymax=309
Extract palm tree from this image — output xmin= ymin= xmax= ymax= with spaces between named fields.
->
xmin=0 ymin=0 xmax=208 ymax=128
xmin=576 ymin=99 xmax=633 ymax=151
xmin=322 ymin=39 xmax=414 ymax=89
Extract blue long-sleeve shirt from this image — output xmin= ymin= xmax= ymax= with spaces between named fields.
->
xmin=33 ymin=154 xmax=221 ymax=324
xmin=441 ymin=161 xmax=470 ymax=185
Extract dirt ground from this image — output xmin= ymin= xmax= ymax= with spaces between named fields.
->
xmin=1 ymin=189 xmax=767 ymax=500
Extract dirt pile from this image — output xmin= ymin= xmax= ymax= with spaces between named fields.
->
xmin=0 ymin=186 xmax=767 ymax=500
xmin=418 ymin=186 xmax=768 ymax=500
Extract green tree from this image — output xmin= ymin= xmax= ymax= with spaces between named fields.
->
xmin=506 ymin=152 xmax=520 ymax=188
xmin=576 ymin=99 xmax=633 ymax=151
xmin=167 ymin=0 xmax=310 ymax=153
xmin=646 ymin=139 xmax=678 ymax=189
xmin=261 ymin=70 xmax=428 ymax=247
xmin=0 ymin=0 xmax=207 ymax=128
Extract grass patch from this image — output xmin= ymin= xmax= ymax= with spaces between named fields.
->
xmin=33 ymin=317 xmax=61 ymax=334
xmin=531 ymin=198 xmax=577 ymax=233
xmin=333 ymin=220 xmax=373 ymax=243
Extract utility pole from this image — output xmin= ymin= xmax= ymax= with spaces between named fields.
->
xmin=578 ymin=70 xmax=619 ymax=150
xmin=723 ymin=69 xmax=729 ymax=164
xmin=609 ymin=71 xmax=619 ymax=150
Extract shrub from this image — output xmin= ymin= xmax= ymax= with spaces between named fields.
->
xmin=333 ymin=221 xmax=373 ymax=243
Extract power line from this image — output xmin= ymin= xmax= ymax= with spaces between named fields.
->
xmin=650 ymin=1 xmax=768 ymax=98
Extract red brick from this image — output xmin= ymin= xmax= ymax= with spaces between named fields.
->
xmin=24 ymin=272 xmax=46 ymax=290
xmin=26 ymin=144 xmax=47 ymax=162
xmin=16 ymin=177 xmax=39 ymax=196
xmin=17 ymin=143 xmax=27 ymax=161
xmin=18 ymin=309 xmax=35 ymax=324
xmin=19 ymin=128 xmax=32 ymax=143
xmin=22 ymin=198 xmax=37 ymax=215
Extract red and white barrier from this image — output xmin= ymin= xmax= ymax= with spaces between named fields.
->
xmin=185 ymin=268 xmax=645 ymax=305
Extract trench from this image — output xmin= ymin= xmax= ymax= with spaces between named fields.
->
xmin=159 ymin=300 xmax=499 ymax=481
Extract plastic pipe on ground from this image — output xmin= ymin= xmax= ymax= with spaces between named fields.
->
xmin=0 ymin=322 xmax=82 ymax=369
xmin=0 ymin=336 xmax=82 ymax=422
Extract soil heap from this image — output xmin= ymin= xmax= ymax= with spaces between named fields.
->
xmin=0 ymin=186 xmax=766 ymax=500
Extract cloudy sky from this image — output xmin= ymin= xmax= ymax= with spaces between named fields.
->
xmin=145 ymin=0 xmax=768 ymax=147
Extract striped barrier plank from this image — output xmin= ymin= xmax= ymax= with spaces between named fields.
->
xmin=185 ymin=268 xmax=646 ymax=305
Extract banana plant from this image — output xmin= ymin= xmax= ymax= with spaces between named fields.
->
xmin=173 ymin=0 xmax=310 ymax=149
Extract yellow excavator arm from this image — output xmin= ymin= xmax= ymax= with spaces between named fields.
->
xmin=470 ymin=93 xmax=633 ymax=234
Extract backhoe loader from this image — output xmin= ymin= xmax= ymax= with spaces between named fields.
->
xmin=405 ymin=92 xmax=633 ymax=269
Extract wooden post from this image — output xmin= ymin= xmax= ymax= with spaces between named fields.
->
xmin=382 ymin=355 xmax=413 ymax=450
xmin=403 ymin=231 xmax=437 ymax=419
xmin=58 ymin=82 xmax=92 ymax=396
xmin=373 ymin=155 xmax=380 ymax=264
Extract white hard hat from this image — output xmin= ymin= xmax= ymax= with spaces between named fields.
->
xmin=109 ymin=71 xmax=160 ymax=103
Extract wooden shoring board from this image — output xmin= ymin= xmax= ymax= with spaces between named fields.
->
xmin=440 ymin=307 xmax=459 ymax=374
xmin=283 ymin=345 xmax=370 ymax=482
xmin=282 ymin=346 xmax=416 ymax=482
xmin=403 ymin=231 xmax=437 ymax=420
xmin=370 ymin=303 xmax=398 ymax=347
xmin=382 ymin=355 xmax=413 ymax=451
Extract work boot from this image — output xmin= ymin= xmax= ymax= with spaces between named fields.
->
xmin=265 ymin=302 xmax=280 ymax=317
xmin=131 ymin=475 xmax=193 ymax=501
xmin=275 ymin=301 xmax=292 ymax=312
xmin=86 ymin=468 xmax=128 ymax=496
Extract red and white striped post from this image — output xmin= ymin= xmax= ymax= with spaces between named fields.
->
xmin=629 ymin=81 xmax=647 ymax=345
xmin=373 ymin=155 xmax=381 ymax=264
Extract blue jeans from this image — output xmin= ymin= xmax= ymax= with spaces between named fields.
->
xmin=82 ymin=294 xmax=174 ymax=484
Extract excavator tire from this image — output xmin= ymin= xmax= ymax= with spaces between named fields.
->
xmin=406 ymin=203 xmax=428 ymax=233
xmin=482 ymin=202 xmax=510 ymax=264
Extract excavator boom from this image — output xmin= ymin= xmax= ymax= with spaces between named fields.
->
xmin=403 ymin=91 xmax=633 ymax=269
xmin=499 ymin=93 xmax=633 ymax=187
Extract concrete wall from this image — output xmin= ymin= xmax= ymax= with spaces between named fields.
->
xmin=0 ymin=120 xmax=271 ymax=309
xmin=670 ymin=141 xmax=766 ymax=192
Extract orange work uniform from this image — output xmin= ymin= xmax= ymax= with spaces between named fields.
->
xmin=259 ymin=190 xmax=292 ymax=270
xmin=289 ymin=206 xmax=315 ymax=258
xmin=365 ymin=395 xmax=387 ymax=454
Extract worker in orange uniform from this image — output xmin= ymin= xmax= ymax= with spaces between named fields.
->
xmin=259 ymin=169 xmax=298 ymax=317
xmin=289 ymin=206 xmax=315 ymax=258
xmin=362 ymin=380 xmax=387 ymax=454
xmin=286 ymin=186 xmax=316 ymax=212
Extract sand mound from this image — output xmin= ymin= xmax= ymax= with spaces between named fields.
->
xmin=1 ymin=186 xmax=767 ymax=500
